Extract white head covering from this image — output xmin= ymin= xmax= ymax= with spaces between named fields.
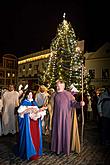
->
xmin=24 ymin=84 xmax=28 ymax=91
xmin=70 ymin=84 xmax=79 ymax=93
xmin=18 ymin=84 xmax=23 ymax=91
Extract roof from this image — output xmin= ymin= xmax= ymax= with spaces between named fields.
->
xmin=84 ymin=42 xmax=110 ymax=60
xmin=3 ymin=54 xmax=17 ymax=59
xmin=18 ymin=49 xmax=50 ymax=60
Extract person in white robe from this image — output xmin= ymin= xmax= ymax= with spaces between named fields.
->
xmin=2 ymin=85 xmax=19 ymax=135
xmin=0 ymin=92 xmax=3 ymax=136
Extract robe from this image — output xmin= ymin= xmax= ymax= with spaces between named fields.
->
xmin=0 ymin=99 xmax=3 ymax=136
xmin=51 ymin=90 xmax=80 ymax=155
xmin=2 ymin=90 xmax=19 ymax=135
xmin=18 ymin=99 xmax=42 ymax=160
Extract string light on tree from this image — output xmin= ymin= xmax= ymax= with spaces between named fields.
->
xmin=43 ymin=13 xmax=91 ymax=92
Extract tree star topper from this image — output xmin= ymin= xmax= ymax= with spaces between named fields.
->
xmin=63 ymin=13 xmax=66 ymax=19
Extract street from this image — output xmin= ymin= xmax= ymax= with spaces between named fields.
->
xmin=0 ymin=121 xmax=110 ymax=165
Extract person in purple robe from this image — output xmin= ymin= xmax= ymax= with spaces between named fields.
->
xmin=51 ymin=79 xmax=85 ymax=156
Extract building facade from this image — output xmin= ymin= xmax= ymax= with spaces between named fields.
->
xmin=84 ymin=42 xmax=110 ymax=89
xmin=18 ymin=49 xmax=50 ymax=89
xmin=18 ymin=41 xmax=85 ymax=89
xmin=0 ymin=54 xmax=18 ymax=89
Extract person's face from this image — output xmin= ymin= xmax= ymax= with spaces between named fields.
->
xmin=56 ymin=82 xmax=61 ymax=91
xmin=9 ymin=85 xmax=14 ymax=91
xmin=56 ymin=82 xmax=65 ymax=91
xmin=40 ymin=88 xmax=45 ymax=93
xmin=27 ymin=92 xmax=33 ymax=100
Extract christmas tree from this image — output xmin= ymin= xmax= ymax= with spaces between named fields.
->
xmin=43 ymin=13 xmax=90 ymax=92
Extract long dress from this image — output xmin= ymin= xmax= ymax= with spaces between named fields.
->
xmin=35 ymin=92 xmax=49 ymax=134
xmin=0 ymin=99 xmax=3 ymax=136
xmin=2 ymin=90 xmax=19 ymax=135
xmin=18 ymin=99 xmax=42 ymax=160
xmin=51 ymin=90 xmax=80 ymax=155
xmin=47 ymin=93 xmax=55 ymax=131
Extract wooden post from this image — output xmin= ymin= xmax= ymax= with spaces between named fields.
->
xmin=81 ymin=64 xmax=84 ymax=146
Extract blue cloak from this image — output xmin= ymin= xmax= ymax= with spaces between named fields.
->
xmin=18 ymin=99 xmax=42 ymax=160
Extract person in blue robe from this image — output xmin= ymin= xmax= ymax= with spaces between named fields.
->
xmin=17 ymin=90 xmax=45 ymax=160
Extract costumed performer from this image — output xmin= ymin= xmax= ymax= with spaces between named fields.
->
xmin=17 ymin=90 xmax=47 ymax=160
xmin=51 ymin=79 xmax=85 ymax=156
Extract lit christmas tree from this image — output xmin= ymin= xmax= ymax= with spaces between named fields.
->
xmin=43 ymin=13 xmax=90 ymax=92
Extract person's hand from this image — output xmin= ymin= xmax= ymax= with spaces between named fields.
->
xmin=40 ymin=106 xmax=48 ymax=111
xmin=80 ymin=101 xmax=85 ymax=107
xmin=26 ymin=107 xmax=37 ymax=113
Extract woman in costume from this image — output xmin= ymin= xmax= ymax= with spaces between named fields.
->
xmin=17 ymin=90 xmax=46 ymax=160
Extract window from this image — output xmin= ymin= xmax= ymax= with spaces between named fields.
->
xmin=7 ymin=72 xmax=10 ymax=77
xmin=102 ymin=69 xmax=109 ymax=79
xmin=12 ymin=79 xmax=15 ymax=84
xmin=89 ymin=69 xmax=95 ymax=79
xmin=0 ymin=79 xmax=4 ymax=85
xmin=6 ymin=79 xmax=11 ymax=85
xmin=26 ymin=70 xmax=28 ymax=75
xmin=0 ymin=72 xmax=3 ymax=78
xmin=6 ymin=60 xmax=14 ymax=68
xmin=29 ymin=64 xmax=32 ymax=70
xmin=19 ymin=68 xmax=22 ymax=73
xmin=106 ymin=49 xmax=110 ymax=53
xmin=34 ymin=74 xmax=38 ymax=78
xmin=12 ymin=73 xmax=15 ymax=77
xmin=23 ymin=65 xmax=25 ymax=71
xmin=34 ymin=65 xmax=38 ymax=70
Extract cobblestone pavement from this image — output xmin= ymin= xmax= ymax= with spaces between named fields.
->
xmin=0 ymin=121 xmax=110 ymax=165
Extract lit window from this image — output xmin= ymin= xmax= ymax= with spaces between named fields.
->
xmin=7 ymin=73 xmax=10 ymax=77
xmin=12 ymin=73 xmax=15 ymax=77
xmin=23 ymin=65 xmax=25 ymax=71
xmin=29 ymin=64 xmax=32 ymax=70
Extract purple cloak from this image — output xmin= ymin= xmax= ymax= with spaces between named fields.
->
xmin=51 ymin=90 xmax=80 ymax=155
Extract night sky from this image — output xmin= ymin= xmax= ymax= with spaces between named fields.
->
xmin=0 ymin=1 xmax=110 ymax=58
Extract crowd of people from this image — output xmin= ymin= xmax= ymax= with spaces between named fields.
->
xmin=0 ymin=81 xmax=110 ymax=160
